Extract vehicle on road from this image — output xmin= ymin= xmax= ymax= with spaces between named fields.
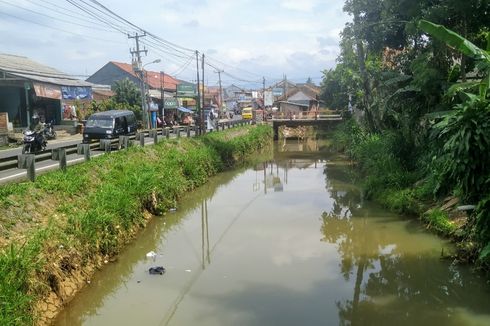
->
xmin=241 ymin=107 xmax=253 ymax=120
xmin=83 ymin=110 xmax=137 ymax=143
xmin=22 ymin=129 xmax=46 ymax=153
xmin=43 ymin=121 xmax=57 ymax=140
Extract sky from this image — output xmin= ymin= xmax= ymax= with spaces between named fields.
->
xmin=0 ymin=0 xmax=350 ymax=88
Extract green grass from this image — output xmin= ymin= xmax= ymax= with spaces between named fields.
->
xmin=422 ymin=209 xmax=456 ymax=235
xmin=0 ymin=124 xmax=272 ymax=325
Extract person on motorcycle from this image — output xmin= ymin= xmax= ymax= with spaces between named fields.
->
xmin=30 ymin=115 xmax=43 ymax=133
xmin=30 ymin=115 xmax=47 ymax=146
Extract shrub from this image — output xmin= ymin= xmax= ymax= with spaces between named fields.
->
xmin=423 ymin=209 xmax=455 ymax=235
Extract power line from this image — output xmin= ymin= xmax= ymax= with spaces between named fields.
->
xmin=0 ymin=0 xmax=118 ymax=33
xmin=24 ymin=0 xmax=118 ymax=31
xmin=0 ymin=10 xmax=123 ymax=44
xmin=88 ymin=0 xmax=195 ymax=53
xmin=65 ymin=0 xmax=130 ymax=34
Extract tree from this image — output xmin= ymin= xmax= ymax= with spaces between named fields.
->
xmin=111 ymin=78 xmax=142 ymax=120
xmin=112 ymin=78 xmax=141 ymax=107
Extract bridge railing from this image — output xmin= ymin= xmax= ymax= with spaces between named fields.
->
xmin=0 ymin=119 xmax=253 ymax=175
xmin=271 ymin=111 xmax=342 ymax=120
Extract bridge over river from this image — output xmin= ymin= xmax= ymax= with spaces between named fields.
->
xmin=271 ymin=114 xmax=343 ymax=139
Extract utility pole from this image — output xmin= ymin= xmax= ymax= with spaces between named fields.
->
xmin=262 ymin=77 xmax=265 ymax=109
xmin=201 ymin=53 xmax=205 ymax=132
xmin=283 ymin=74 xmax=286 ymax=102
xmin=285 ymin=74 xmax=288 ymax=102
xmin=128 ymin=32 xmax=147 ymax=128
xmin=160 ymin=71 xmax=165 ymax=122
xmin=195 ymin=51 xmax=202 ymax=134
xmin=215 ymin=69 xmax=224 ymax=116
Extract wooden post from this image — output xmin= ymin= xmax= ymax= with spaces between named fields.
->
xmin=140 ymin=133 xmax=145 ymax=147
xmin=176 ymin=126 xmax=181 ymax=138
xmin=165 ymin=127 xmax=170 ymax=139
xmin=186 ymin=126 xmax=191 ymax=137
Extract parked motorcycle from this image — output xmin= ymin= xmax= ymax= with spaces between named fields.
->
xmin=22 ymin=129 xmax=47 ymax=154
xmin=43 ymin=121 xmax=57 ymax=140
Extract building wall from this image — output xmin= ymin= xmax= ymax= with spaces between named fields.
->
xmin=86 ymin=63 xmax=141 ymax=88
xmin=0 ymin=86 xmax=22 ymax=126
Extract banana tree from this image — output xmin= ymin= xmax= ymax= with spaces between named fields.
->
xmin=419 ymin=19 xmax=490 ymax=100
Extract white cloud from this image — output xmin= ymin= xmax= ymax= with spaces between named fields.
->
xmin=0 ymin=0 xmax=349 ymax=83
xmin=280 ymin=0 xmax=318 ymax=12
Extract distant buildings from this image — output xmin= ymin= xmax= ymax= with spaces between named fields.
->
xmin=269 ymin=80 xmax=321 ymax=115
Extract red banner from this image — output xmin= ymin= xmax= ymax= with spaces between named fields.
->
xmin=33 ymin=83 xmax=62 ymax=100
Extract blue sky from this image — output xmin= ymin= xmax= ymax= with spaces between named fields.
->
xmin=0 ymin=0 xmax=350 ymax=88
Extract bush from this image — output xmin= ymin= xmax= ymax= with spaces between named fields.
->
xmin=423 ymin=209 xmax=455 ymax=235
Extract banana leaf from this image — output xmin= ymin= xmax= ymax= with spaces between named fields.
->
xmin=418 ymin=20 xmax=490 ymax=62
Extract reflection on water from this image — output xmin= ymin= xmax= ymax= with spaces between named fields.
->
xmin=55 ymin=138 xmax=490 ymax=326
xmin=322 ymin=163 xmax=490 ymax=326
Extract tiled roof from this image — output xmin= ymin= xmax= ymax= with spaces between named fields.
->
xmin=110 ymin=61 xmax=179 ymax=90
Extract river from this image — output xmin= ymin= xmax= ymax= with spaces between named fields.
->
xmin=55 ymin=138 xmax=490 ymax=326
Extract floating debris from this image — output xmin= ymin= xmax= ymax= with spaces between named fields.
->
xmin=146 ymin=251 xmax=157 ymax=259
xmin=149 ymin=266 xmax=166 ymax=275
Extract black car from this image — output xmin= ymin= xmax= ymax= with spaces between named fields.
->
xmin=83 ymin=110 xmax=137 ymax=143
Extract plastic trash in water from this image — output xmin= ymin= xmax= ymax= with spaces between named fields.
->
xmin=146 ymin=251 xmax=157 ymax=259
xmin=149 ymin=266 xmax=166 ymax=275
xmin=169 ymin=208 xmax=177 ymax=212
xmin=185 ymin=269 xmax=192 ymax=273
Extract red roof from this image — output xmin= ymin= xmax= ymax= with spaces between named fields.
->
xmin=111 ymin=61 xmax=179 ymax=91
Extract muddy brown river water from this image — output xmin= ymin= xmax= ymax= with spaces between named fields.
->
xmin=55 ymin=140 xmax=490 ymax=326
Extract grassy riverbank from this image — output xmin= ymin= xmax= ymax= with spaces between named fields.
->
xmin=331 ymin=120 xmax=489 ymax=271
xmin=0 ymin=125 xmax=272 ymax=325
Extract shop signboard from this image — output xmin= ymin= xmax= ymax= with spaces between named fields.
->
xmin=264 ymin=91 xmax=273 ymax=106
xmin=177 ymin=84 xmax=196 ymax=97
xmin=273 ymin=88 xmax=283 ymax=96
xmin=164 ymin=98 xmax=178 ymax=109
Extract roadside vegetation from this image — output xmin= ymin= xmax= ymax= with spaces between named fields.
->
xmin=321 ymin=1 xmax=489 ymax=269
xmin=0 ymin=125 xmax=272 ymax=325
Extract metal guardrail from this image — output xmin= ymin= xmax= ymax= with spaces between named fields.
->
xmin=0 ymin=120 xmax=252 ymax=173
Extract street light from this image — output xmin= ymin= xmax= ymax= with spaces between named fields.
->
xmin=141 ymin=59 xmax=161 ymax=129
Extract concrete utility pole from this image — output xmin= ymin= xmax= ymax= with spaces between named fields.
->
xmin=285 ymin=74 xmax=288 ymax=101
xmin=262 ymin=77 xmax=265 ymax=109
xmin=128 ymin=32 xmax=147 ymax=128
xmin=160 ymin=71 xmax=165 ymax=121
xmin=215 ymin=69 xmax=224 ymax=115
xmin=283 ymin=74 xmax=286 ymax=101
xmin=201 ymin=53 xmax=205 ymax=132
xmin=195 ymin=51 xmax=202 ymax=133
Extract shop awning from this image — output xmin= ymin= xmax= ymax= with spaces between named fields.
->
xmin=33 ymin=82 xmax=62 ymax=99
xmin=177 ymin=107 xmax=193 ymax=113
